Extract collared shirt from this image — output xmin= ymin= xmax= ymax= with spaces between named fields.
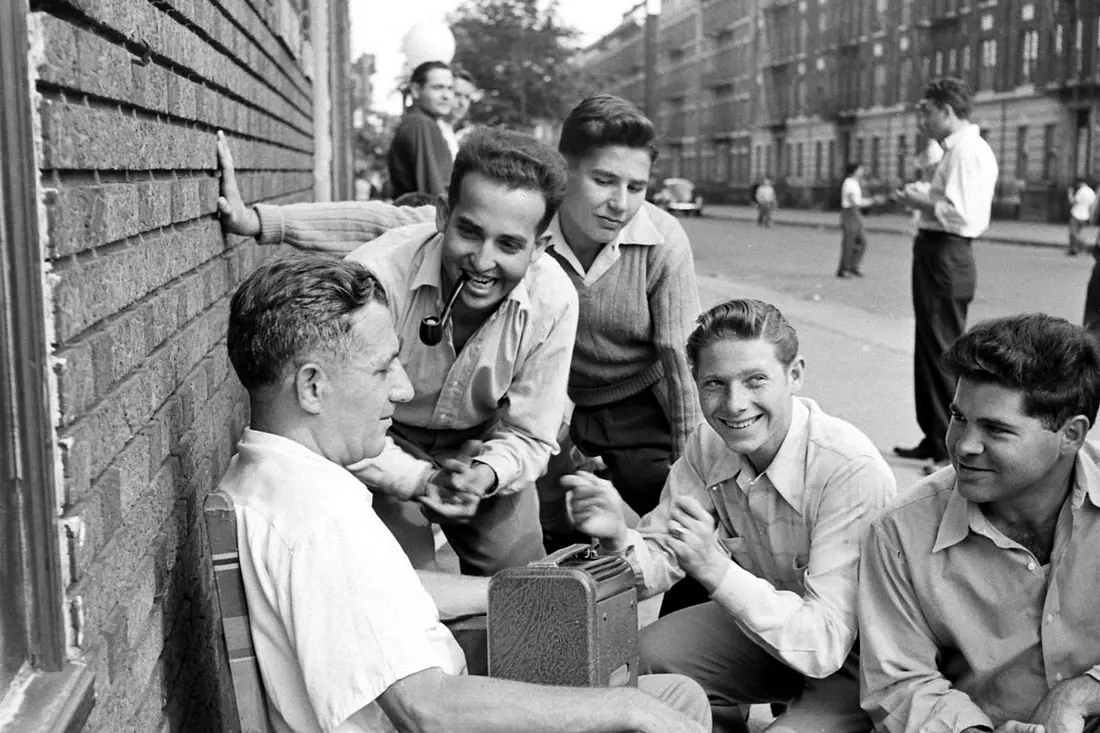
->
xmin=919 ymin=123 xmax=999 ymax=239
xmin=344 ymin=223 xmax=579 ymax=497
xmin=220 ymin=429 xmax=466 ymax=733
xmin=859 ymin=445 xmax=1100 ymax=733
xmin=841 ymin=177 xmax=868 ymax=209
xmin=621 ymin=397 xmax=896 ymax=678
xmin=545 ymin=206 xmax=665 ymax=286
xmin=1071 ymin=185 xmax=1097 ymax=222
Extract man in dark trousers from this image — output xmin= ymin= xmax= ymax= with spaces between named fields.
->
xmin=893 ymin=77 xmax=998 ymax=470
xmin=388 ymin=61 xmax=455 ymax=199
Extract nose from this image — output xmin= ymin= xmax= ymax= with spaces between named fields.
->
xmin=390 ymin=361 xmax=414 ymax=404
xmin=471 ymin=240 xmax=495 ymax=272
xmin=950 ymin=422 xmax=982 ymax=458
xmin=607 ymin=185 xmax=628 ymax=213
xmin=723 ymin=384 xmax=750 ymax=415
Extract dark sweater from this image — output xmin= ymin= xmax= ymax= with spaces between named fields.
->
xmin=386 ymin=106 xmax=453 ymax=199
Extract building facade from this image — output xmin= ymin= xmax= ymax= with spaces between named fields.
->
xmin=0 ymin=0 xmax=352 ymax=730
xmin=581 ymin=0 xmax=1100 ymax=221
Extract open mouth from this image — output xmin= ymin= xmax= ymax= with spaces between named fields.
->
xmin=718 ymin=415 xmax=762 ymax=431
xmin=463 ymin=271 xmax=497 ymax=292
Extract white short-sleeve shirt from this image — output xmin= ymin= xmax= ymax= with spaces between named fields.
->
xmin=1072 ymin=185 xmax=1097 ymax=222
xmin=218 ymin=429 xmax=466 ymax=733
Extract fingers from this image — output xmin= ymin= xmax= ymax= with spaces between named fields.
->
xmin=672 ymin=495 xmax=713 ymax=523
xmin=999 ymin=723 xmax=1044 ymax=733
xmin=216 ymin=130 xmax=236 ymax=182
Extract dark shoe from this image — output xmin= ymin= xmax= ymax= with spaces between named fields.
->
xmin=836 ymin=270 xmax=852 ymax=278
xmin=894 ymin=443 xmax=937 ymax=460
xmin=850 ymin=269 xmax=864 ymax=277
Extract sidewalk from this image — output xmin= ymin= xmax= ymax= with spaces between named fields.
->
xmin=707 ymin=204 xmax=1074 ymax=249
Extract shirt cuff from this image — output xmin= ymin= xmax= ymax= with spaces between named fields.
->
xmin=467 ymin=452 xmax=518 ymax=495
xmin=708 ymin=559 xmax=757 ymax=615
xmin=255 ymin=204 xmax=286 ymax=246
xmin=1085 ymin=665 xmax=1100 ymax=686
xmin=346 ymin=455 xmax=434 ymax=499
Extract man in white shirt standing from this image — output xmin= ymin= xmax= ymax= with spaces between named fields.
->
xmin=1067 ymin=178 xmax=1096 ymax=256
xmin=893 ymin=77 xmax=998 ymax=471
xmin=837 ymin=163 xmax=875 ymax=278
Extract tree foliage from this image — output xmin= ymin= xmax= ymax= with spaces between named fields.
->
xmin=447 ymin=0 xmax=600 ymax=129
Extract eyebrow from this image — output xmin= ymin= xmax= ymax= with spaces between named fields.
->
xmin=949 ymin=403 xmax=1017 ymax=431
xmin=455 ymin=216 xmax=484 ymax=236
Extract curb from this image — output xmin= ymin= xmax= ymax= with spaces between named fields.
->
xmin=707 ymin=209 xmax=1069 ymax=250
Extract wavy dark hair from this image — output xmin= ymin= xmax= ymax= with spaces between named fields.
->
xmin=922 ymin=77 xmax=973 ymax=120
xmin=449 ymin=128 xmax=569 ymax=234
xmin=558 ymin=94 xmax=659 ymax=163
xmin=942 ymin=313 xmax=1100 ymax=430
xmin=686 ymin=299 xmax=799 ymax=374
xmin=227 ymin=256 xmax=387 ymax=391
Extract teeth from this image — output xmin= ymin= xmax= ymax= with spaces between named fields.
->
xmin=466 ymin=273 xmax=494 ymax=286
xmin=722 ymin=416 xmax=759 ymax=429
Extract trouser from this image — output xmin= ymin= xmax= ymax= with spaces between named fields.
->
xmin=373 ymin=422 xmax=546 ymax=577
xmin=1069 ymin=217 xmax=1089 ymax=254
xmin=838 ymin=207 xmax=867 ymax=273
xmin=538 ymin=387 xmax=673 ymax=551
xmin=912 ymin=230 xmax=976 ymax=459
xmin=757 ymin=203 xmax=774 ymax=227
xmin=641 ymin=601 xmax=869 ymax=733
xmin=1083 ymin=245 xmax=1100 ymax=341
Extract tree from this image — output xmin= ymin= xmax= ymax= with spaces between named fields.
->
xmin=447 ymin=0 xmax=600 ymax=130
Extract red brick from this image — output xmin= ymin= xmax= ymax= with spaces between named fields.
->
xmin=60 ymin=422 xmax=92 ymax=502
xmin=117 ymin=433 xmax=151 ymax=512
xmin=89 ymin=308 xmax=149 ymax=395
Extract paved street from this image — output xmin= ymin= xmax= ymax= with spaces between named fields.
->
xmin=683 ymin=213 xmax=1098 ymax=490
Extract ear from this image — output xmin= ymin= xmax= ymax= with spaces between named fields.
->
xmin=293 ymin=363 xmax=326 ymax=415
xmin=1059 ymin=414 xmax=1091 ymax=455
xmin=530 ymin=231 xmax=553 ymax=263
xmin=434 ymin=197 xmax=451 ymax=235
xmin=787 ymin=355 xmax=806 ymax=394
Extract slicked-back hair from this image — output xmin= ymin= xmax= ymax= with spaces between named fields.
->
xmin=448 ymin=128 xmax=569 ymax=235
xmin=942 ymin=313 xmax=1100 ymax=430
xmin=922 ymin=77 xmax=973 ymax=121
xmin=686 ymin=299 xmax=800 ymax=375
xmin=558 ymin=94 xmax=659 ymax=163
xmin=845 ymin=162 xmax=862 ymax=177
xmin=410 ymin=60 xmax=450 ymax=87
xmin=227 ymin=255 xmax=387 ymax=391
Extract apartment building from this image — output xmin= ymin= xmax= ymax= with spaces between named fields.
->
xmin=581 ymin=0 xmax=1100 ymax=221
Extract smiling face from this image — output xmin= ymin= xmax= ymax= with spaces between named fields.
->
xmin=559 ymin=145 xmax=652 ymax=249
xmin=411 ymin=68 xmax=454 ymax=119
xmin=947 ymin=378 xmax=1074 ymax=508
xmin=316 ymin=303 xmax=413 ymax=464
xmin=435 ymin=171 xmax=550 ymax=314
xmin=696 ymin=337 xmax=804 ymax=472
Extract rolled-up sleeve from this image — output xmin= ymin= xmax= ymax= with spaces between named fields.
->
xmin=255 ymin=201 xmax=435 ymax=254
xmin=932 ymin=147 xmax=997 ymax=237
xmin=475 ymin=293 xmax=579 ymax=492
xmin=346 ymin=436 xmax=434 ymax=500
xmin=859 ymin=521 xmax=994 ymax=733
xmin=710 ymin=457 xmax=892 ymax=679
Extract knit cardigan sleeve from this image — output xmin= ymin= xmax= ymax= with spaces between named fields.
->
xmin=648 ymin=228 xmax=703 ymax=458
xmin=254 ymin=201 xmax=436 ymax=255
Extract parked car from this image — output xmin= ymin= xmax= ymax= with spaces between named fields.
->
xmin=653 ymin=177 xmax=704 ymax=216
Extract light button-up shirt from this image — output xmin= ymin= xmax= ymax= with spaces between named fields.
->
xmin=920 ymin=123 xmax=999 ymax=239
xmin=620 ymin=397 xmax=896 ymax=679
xmin=859 ymin=445 xmax=1100 ymax=733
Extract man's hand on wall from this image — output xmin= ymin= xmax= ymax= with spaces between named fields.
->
xmin=216 ymin=130 xmax=261 ymax=238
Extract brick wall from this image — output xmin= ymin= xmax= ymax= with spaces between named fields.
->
xmin=31 ymin=0 xmax=316 ymax=729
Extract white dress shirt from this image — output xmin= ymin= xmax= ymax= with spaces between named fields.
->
xmin=1071 ymin=185 xmax=1096 ymax=222
xmin=919 ymin=123 xmax=999 ymax=239
xmin=840 ymin=177 xmax=870 ymax=209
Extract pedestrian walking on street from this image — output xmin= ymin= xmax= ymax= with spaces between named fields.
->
xmin=754 ymin=177 xmax=777 ymax=228
xmin=892 ymin=77 xmax=999 ymax=471
xmin=837 ymin=163 xmax=874 ymax=278
xmin=1067 ymin=177 xmax=1096 ymax=256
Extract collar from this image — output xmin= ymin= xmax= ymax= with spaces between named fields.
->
xmin=546 ymin=202 xmax=667 ymax=257
xmin=239 ymin=428 xmax=373 ymax=506
xmin=730 ymin=398 xmax=811 ymax=512
xmin=408 ymin=232 xmax=532 ymax=310
xmin=942 ymin=122 xmax=981 ymax=152
xmin=932 ymin=448 xmax=1100 ymax=552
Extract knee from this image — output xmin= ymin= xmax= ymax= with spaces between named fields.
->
xmin=639 ymin=618 xmax=683 ymax=675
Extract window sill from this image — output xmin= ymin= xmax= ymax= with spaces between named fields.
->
xmin=1 ymin=663 xmax=94 ymax=733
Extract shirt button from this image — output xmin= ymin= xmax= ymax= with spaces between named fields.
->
xmin=1046 ymin=614 xmax=1055 ymax=623
xmin=1027 ymin=562 xmax=1037 ymax=571
xmin=1055 ymin=673 xmax=1064 ymax=682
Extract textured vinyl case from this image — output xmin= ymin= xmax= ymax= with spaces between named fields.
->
xmin=487 ymin=544 xmax=639 ymax=687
